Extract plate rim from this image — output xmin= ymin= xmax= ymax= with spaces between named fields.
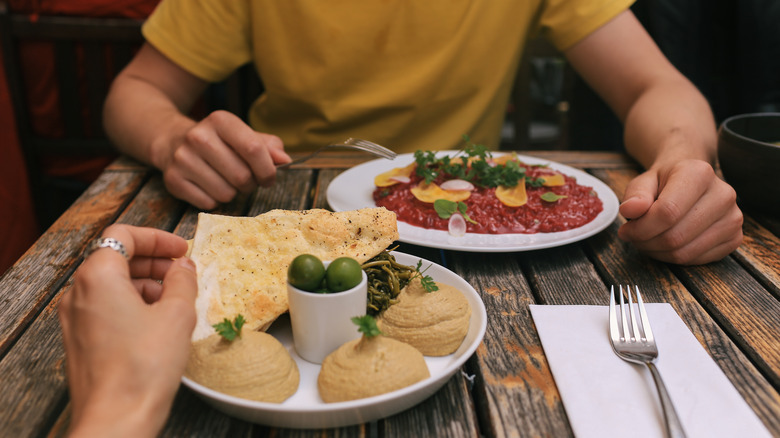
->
xmin=326 ymin=151 xmax=619 ymax=252
xmin=181 ymin=251 xmax=487 ymax=428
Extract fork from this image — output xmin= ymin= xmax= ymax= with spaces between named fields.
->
xmin=609 ymin=285 xmax=687 ymax=438
xmin=276 ymin=137 xmax=397 ymax=168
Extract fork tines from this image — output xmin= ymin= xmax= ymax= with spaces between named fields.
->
xmin=610 ymin=285 xmax=655 ymax=344
xmin=347 ymin=138 xmax=397 ymax=159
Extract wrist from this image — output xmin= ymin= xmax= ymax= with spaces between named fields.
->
xmin=149 ymin=115 xmax=196 ymax=171
xmin=68 ymin=391 xmax=171 ymax=438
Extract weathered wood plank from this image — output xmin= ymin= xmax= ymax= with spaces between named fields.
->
xmin=520 ymin=150 xmax=637 ymax=169
xmin=380 ymin=377 xmax=479 ymax=437
xmin=314 ymin=169 xmax=341 ymax=210
xmin=520 ymin=243 xmax=606 ymax=305
xmin=248 ymin=169 xmax=314 ymax=215
xmin=0 ymin=169 xmax=147 ymax=358
xmin=0 ymin=291 xmax=69 ymax=437
xmin=673 ymin=261 xmax=780 ymax=386
xmin=447 ymin=252 xmax=573 ymax=438
xmin=734 ymin=216 xmax=780 ymax=298
xmin=115 ymin=174 xmax=187 ymax=230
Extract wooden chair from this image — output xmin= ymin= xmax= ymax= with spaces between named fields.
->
xmin=0 ymin=3 xmax=261 ymax=229
xmin=0 ymin=4 xmax=145 ymax=229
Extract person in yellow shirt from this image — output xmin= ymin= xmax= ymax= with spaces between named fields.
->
xmin=104 ymin=0 xmax=743 ymax=265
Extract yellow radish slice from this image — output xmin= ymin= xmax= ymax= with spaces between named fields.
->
xmin=374 ymin=163 xmax=416 ymax=187
xmin=540 ymin=173 xmax=565 ymax=187
xmin=411 ymin=182 xmax=471 ymax=203
xmin=495 ymin=178 xmax=527 ymax=207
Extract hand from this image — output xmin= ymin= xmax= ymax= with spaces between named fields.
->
xmin=158 ymin=110 xmax=291 ymax=210
xmin=617 ymin=159 xmax=743 ymax=265
xmin=59 ymin=225 xmax=197 ymax=437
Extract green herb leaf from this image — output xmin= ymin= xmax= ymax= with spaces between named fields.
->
xmin=213 ymin=314 xmax=245 ymax=341
xmin=456 ymin=202 xmax=478 ymax=224
xmin=414 ymin=260 xmax=439 ymax=293
xmin=352 ymin=315 xmax=383 ymax=338
xmin=540 ymin=192 xmax=568 ymax=202
xmin=434 ymin=199 xmax=478 ymax=225
xmin=434 ymin=199 xmax=458 ymax=219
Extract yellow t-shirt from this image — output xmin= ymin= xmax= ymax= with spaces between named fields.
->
xmin=143 ymin=0 xmax=633 ymax=153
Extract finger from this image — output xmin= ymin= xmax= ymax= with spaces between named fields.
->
xmin=129 ymin=257 xmax=176 ymax=281
xmin=625 ymin=183 xmax=741 ymax=254
xmin=102 ymin=225 xmax=188 ymax=260
xmin=184 ymin=113 xmax=259 ymax=193
xmin=158 ymin=257 xmax=198 ymax=308
xmin=268 ymin=137 xmax=292 ymax=166
xmin=167 ymin=144 xmax=240 ymax=204
xmin=156 ymin=257 xmax=198 ymax=334
xmin=132 ymin=278 xmax=164 ymax=303
xmin=214 ymin=122 xmax=285 ymax=187
xmin=619 ymin=171 xmax=659 ymax=220
xmin=619 ymin=169 xmax=708 ymax=243
xmin=163 ymin=170 xmax=220 ymax=210
xmin=641 ymin=226 xmax=743 ymax=265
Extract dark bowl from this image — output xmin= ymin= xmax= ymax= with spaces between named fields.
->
xmin=717 ymin=112 xmax=780 ymax=216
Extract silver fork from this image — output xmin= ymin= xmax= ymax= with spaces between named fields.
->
xmin=276 ymin=137 xmax=397 ymax=168
xmin=609 ymin=285 xmax=687 ymax=438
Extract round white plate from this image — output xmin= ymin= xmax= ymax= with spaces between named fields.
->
xmin=181 ymin=252 xmax=487 ymax=429
xmin=327 ymin=151 xmax=620 ymax=252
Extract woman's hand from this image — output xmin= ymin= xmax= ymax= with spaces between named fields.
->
xmin=59 ymin=225 xmax=197 ymax=437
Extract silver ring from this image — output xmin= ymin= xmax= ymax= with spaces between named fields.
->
xmin=84 ymin=237 xmax=129 ymax=260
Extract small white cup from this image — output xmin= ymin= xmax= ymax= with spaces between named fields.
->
xmin=287 ymin=265 xmax=367 ymax=364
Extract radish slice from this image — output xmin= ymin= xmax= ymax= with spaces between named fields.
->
xmin=389 ymin=176 xmax=411 ymax=183
xmin=440 ymin=179 xmax=474 ymax=191
xmin=448 ymin=213 xmax=467 ymax=237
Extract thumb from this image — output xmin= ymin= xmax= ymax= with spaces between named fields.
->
xmin=262 ymin=134 xmax=291 ymax=163
xmin=158 ymin=257 xmax=198 ymax=323
xmin=620 ymin=170 xmax=659 ymax=220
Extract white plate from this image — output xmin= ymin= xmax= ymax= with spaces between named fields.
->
xmin=327 ymin=151 xmax=620 ymax=252
xmin=181 ymin=252 xmax=487 ymax=429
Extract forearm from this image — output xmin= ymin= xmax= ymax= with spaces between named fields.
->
xmin=622 ymin=75 xmax=718 ymax=171
xmin=103 ymin=74 xmax=197 ymax=170
xmin=69 ymin=403 xmax=165 ymax=438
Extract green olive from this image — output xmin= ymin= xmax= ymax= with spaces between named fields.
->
xmin=287 ymin=254 xmax=326 ymax=292
xmin=325 ymin=257 xmax=363 ymax=292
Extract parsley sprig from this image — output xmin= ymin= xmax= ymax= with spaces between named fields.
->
xmin=352 ymin=315 xmax=384 ymax=338
xmin=413 ymin=260 xmax=439 ymax=293
xmin=213 ymin=314 xmax=245 ymax=341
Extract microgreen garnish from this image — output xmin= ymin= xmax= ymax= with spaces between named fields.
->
xmin=433 ymin=199 xmax=478 ymax=224
xmin=413 ymin=260 xmax=439 ymax=293
xmin=213 ymin=314 xmax=245 ymax=341
xmin=413 ymin=135 xmax=542 ymax=188
xmin=352 ymin=315 xmax=383 ymax=338
xmin=540 ymin=192 xmax=568 ymax=202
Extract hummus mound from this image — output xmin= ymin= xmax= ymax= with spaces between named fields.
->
xmin=377 ymin=280 xmax=471 ymax=356
xmin=186 ymin=331 xmax=299 ymax=403
xmin=317 ymin=335 xmax=429 ymax=403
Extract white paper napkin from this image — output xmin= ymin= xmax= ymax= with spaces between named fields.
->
xmin=529 ymin=304 xmax=772 ymax=438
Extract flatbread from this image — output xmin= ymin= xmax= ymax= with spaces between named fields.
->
xmin=189 ymin=208 xmax=398 ymax=341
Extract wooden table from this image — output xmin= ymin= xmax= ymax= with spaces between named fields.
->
xmin=1 ymin=151 xmax=778 ymax=437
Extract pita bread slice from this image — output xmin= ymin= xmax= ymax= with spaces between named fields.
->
xmin=189 ymin=207 xmax=398 ymax=341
